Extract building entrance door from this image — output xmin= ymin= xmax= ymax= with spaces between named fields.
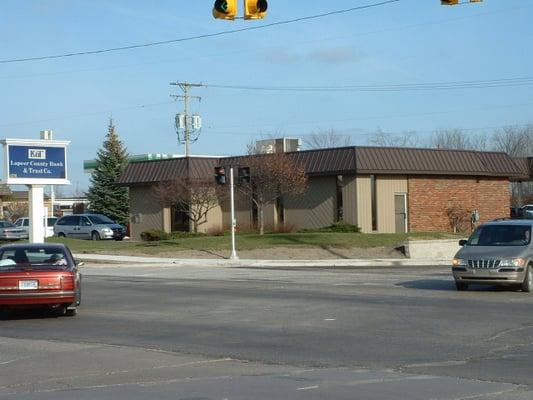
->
xmin=394 ymin=193 xmax=407 ymax=233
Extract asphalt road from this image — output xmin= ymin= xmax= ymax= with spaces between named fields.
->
xmin=1 ymin=263 xmax=533 ymax=399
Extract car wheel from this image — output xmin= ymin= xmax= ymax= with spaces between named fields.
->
xmin=58 ymin=232 xmax=66 ymax=238
xmin=455 ymin=281 xmax=468 ymax=291
xmin=51 ymin=305 xmax=67 ymax=317
xmin=91 ymin=231 xmax=100 ymax=241
xmin=65 ymin=307 xmax=77 ymax=317
xmin=521 ymin=266 xmax=533 ymax=292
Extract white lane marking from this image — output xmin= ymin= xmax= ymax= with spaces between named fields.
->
xmin=324 ymin=318 xmax=336 ymax=321
xmin=296 ymin=385 xmax=319 ymax=391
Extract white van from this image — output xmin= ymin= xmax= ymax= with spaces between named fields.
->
xmin=14 ymin=217 xmax=58 ymax=238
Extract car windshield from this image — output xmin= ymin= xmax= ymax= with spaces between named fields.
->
xmin=467 ymin=225 xmax=531 ymax=246
xmin=0 ymin=247 xmax=69 ymax=270
xmin=88 ymin=214 xmax=115 ymax=224
xmin=47 ymin=217 xmax=58 ymax=227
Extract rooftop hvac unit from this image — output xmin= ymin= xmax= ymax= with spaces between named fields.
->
xmin=255 ymin=138 xmax=301 ymax=154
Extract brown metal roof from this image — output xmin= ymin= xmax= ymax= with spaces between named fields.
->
xmin=354 ymin=146 xmax=522 ymax=177
xmin=117 ymin=157 xmax=219 ymax=185
xmin=511 ymin=157 xmax=533 ymax=180
xmin=117 ymin=147 xmax=526 ymax=185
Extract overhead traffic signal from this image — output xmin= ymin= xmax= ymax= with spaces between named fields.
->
xmin=244 ymin=0 xmax=267 ymax=20
xmin=213 ymin=0 xmax=238 ymax=20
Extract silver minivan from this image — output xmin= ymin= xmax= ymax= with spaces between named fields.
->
xmin=54 ymin=214 xmax=125 ymax=241
xmin=452 ymin=220 xmax=533 ymax=292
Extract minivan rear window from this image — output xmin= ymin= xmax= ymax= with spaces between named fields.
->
xmin=467 ymin=225 xmax=531 ymax=246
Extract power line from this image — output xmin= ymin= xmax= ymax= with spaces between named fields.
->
xmin=205 ymin=76 xmax=533 ymax=92
xmin=0 ymin=1 xmax=400 ymax=64
xmin=204 ymin=122 xmax=533 ymax=138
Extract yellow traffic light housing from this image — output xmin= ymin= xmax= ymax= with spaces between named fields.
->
xmin=213 ymin=0 xmax=238 ymax=20
xmin=244 ymin=0 xmax=268 ymax=20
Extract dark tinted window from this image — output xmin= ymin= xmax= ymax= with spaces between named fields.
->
xmin=0 ymin=221 xmax=15 ymax=228
xmin=79 ymin=216 xmax=92 ymax=226
xmin=57 ymin=216 xmax=80 ymax=226
xmin=23 ymin=219 xmax=29 ymax=227
xmin=467 ymin=225 xmax=531 ymax=246
xmin=88 ymin=214 xmax=115 ymax=224
xmin=47 ymin=217 xmax=58 ymax=227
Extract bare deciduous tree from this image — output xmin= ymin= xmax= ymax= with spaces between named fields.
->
xmin=154 ymin=178 xmax=226 ymax=233
xmin=492 ymin=125 xmax=533 ymax=157
xmin=446 ymin=203 xmax=470 ymax=233
xmin=368 ymin=128 xmax=420 ymax=147
xmin=302 ymin=130 xmax=352 ymax=150
xmin=4 ymin=202 xmax=28 ymax=222
xmin=493 ymin=125 xmax=533 ymax=206
xmin=431 ymin=128 xmax=487 ymax=151
xmin=238 ymin=152 xmax=307 ymax=235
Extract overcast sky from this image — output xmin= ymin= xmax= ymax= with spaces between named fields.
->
xmin=1 ymin=0 xmax=532 ymax=193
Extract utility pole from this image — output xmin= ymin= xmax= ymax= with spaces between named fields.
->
xmin=170 ymin=82 xmax=203 ymax=157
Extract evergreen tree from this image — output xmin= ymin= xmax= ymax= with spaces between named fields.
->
xmin=87 ymin=119 xmax=129 ymax=226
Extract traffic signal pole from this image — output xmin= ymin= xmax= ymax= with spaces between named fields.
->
xmin=230 ymin=167 xmax=238 ymax=260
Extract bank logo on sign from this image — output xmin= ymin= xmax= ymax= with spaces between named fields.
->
xmin=28 ymin=149 xmax=46 ymax=159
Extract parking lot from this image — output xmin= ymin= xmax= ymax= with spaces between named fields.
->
xmin=1 ymin=263 xmax=533 ymax=399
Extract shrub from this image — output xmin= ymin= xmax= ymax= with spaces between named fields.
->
xmin=299 ymin=221 xmax=361 ymax=233
xmin=265 ymin=223 xmax=297 ymax=234
xmin=169 ymin=231 xmax=206 ymax=239
xmin=140 ymin=229 xmax=170 ymax=241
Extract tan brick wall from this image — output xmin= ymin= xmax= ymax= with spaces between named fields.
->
xmin=408 ymin=176 xmax=510 ymax=232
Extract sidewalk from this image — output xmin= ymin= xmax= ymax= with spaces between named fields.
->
xmin=73 ymin=253 xmax=451 ymax=267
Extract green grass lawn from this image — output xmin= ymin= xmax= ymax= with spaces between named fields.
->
xmin=45 ymin=231 xmax=464 ymax=255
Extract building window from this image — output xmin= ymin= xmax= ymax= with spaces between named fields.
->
xmin=371 ymin=175 xmax=377 ymax=231
xmin=172 ymin=206 xmax=189 ymax=232
xmin=336 ymin=175 xmax=344 ymax=222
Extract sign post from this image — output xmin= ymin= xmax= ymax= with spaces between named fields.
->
xmin=1 ymin=138 xmax=70 ymax=243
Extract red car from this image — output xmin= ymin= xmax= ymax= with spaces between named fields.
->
xmin=0 ymin=243 xmax=81 ymax=316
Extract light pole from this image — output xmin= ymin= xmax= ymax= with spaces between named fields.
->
xmin=229 ymin=167 xmax=238 ymax=260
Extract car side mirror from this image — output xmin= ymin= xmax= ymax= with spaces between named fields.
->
xmin=459 ymin=239 xmax=467 ymax=246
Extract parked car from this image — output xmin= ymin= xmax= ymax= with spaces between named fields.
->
xmin=0 ymin=220 xmax=28 ymax=240
xmin=520 ymin=205 xmax=533 ymax=219
xmin=14 ymin=217 xmax=58 ymax=238
xmin=452 ymin=219 xmax=533 ymax=292
xmin=54 ymin=213 xmax=125 ymax=241
xmin=0 ymin=243 xmax=81 ymax=316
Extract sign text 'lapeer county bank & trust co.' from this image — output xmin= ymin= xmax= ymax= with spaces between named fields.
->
xmin=8 ymin=146 xmax=66 ymax=179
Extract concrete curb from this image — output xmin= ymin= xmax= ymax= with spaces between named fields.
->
xmin=74 ymin=253 xmax=451 ymax=267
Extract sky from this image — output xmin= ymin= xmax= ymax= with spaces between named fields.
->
xmin=1 ymin=0 xmax=532 ymax=194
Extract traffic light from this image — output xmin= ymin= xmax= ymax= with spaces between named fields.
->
xmin=238 ymin=167 xmax=251 ymax=184
xmin=244 ymin=0 xmax=267 ymax=20
xmin=215 ymin=166 xmax=226 ymax=185
xmin=213 ymin=0 xmax=238 ymax=20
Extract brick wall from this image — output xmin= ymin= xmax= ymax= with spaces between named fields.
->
xmin=408 ymin=176 xmax=510 ymax=232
